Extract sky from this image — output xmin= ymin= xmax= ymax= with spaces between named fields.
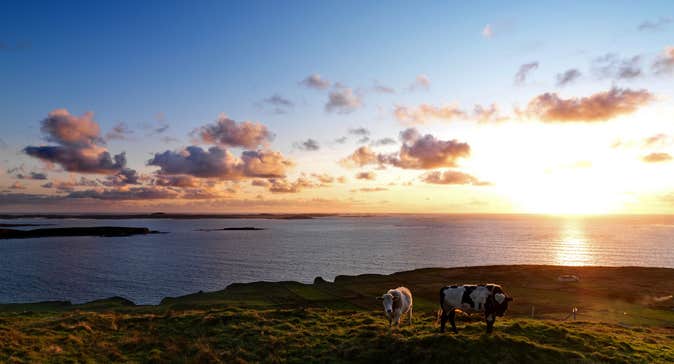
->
xmin=1 ymin=0 xmax=674 ymax=214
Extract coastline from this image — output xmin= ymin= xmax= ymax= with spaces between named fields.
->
xmin=0 ymin=213 xmax=335 ymax=220
xmin=3 ymin=264 xmax=673 ymax=319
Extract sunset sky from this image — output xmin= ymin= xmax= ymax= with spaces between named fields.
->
xmin=1 ymin=1 xmax=674 ymax=214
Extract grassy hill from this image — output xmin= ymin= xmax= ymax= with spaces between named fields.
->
xmin=1 ymin=265 xmax=673 ymax=363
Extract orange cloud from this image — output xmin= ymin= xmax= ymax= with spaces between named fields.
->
xmin=394 ymin=104 xmax=464 ymax=124
xmin=355 ymin=171 xmax=376 ymax=180
xmin=642 ymin=152 xmax=672 ymax=163
xmin=420 ymin=170 xmax=491 ymax=186
xmin=525 ymin=87 xmax=653 ymax=122
xmin=193 ymin=115 xmax=274 ymax=149
xmin=341 ymin=129 xmax=470 ymax=170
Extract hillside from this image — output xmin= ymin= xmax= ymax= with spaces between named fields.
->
xmin=1 ymin=265 xmax=673 ymax=363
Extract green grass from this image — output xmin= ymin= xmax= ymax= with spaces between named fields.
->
xmin=1 ymin=265 xmax=673 ymax=363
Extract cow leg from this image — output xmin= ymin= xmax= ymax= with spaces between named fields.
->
xmin=448 ymin=309 xmax=458 ymax=333
xmin=485 ymin=313 xmax=495 ymax=334
xmin=440 ymin=310 xmax=447 ymax=333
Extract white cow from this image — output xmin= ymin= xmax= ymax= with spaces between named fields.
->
xmin=377 ymin=286 xmax=413 ymax=327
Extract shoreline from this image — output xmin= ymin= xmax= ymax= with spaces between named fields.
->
xmin=2 ymin=264 xmax=673 ymax=311
xmin=0 ymin=213 xmax=335 ymax=220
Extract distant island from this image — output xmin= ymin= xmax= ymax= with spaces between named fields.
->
xmin=0 ymin=213 xmax=333 ymax=220
xmin=0 ymin=223 xmax=52 ymax=227
xmin=0 ymin=226 xmax=159 ymax=239
xmin=196 ymin=227 xmax=265 ymax=231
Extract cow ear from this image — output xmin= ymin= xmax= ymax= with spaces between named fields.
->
xmin=495 ymin=293 xmax=506 ymax=304
xmin=376 ymin=296 xmax=383 ymax=300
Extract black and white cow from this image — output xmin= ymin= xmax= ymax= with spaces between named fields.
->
xmin=439 ymin=284 xmax=512 ymax=334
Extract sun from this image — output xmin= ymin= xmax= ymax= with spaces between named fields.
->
xmin=507 ymin=174 xmax=625 ymax=215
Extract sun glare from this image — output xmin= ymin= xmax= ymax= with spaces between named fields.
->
xmin=554 ymin=220 xmax=593 ymax=266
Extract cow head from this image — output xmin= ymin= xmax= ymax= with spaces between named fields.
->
xmin=377 ymin=292 xmax=397 ymax=321
xmin=493 ymin=293 xmax=513 ymax=316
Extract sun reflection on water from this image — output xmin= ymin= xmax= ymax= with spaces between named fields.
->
xmin=555 ymin=219 xmax=594 ymax=266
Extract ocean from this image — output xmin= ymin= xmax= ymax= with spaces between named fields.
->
xmin=1 ymin=214 xmax=673 ymax=304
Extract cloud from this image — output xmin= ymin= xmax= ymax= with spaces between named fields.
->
xmin=341 ymin=128 xmax=470 ymax=170
xmin=251 ymin=179 xmax=271 ymax=188
xmin=103 ymin=168 xmax=141 ymax=186
xmin=652 ymin=46 xmax=674 ymax=75
xmin=24 ymin=109 xmax=131 ymax=174
xmin=371 ymin=137 xmax=397 ymax=146
xmin=148 ymin=146 xmax=293 ymax=179
xmin=41 ymin=177 xmax=99 ymax=192
xmin=193 ymin=114 xmax=274 ymax=149
xmin=395 ymin=103 xmax=508 ymax=124
xmin=348 ymin=127 xmax=370 ymax=137
xmin=592 ymin=53 xmax=642 ymax=80
xmin=384 ymin=129 xmax=471 ymax=169
xmin=556 ymin=69 xmax=582 ymax=86
xmin=642 ymin=152 xmax=672 ymax=163
xmin=409 ymin=74 xmax=430 ymax=91
xmin=160 ymin=136 xmax=180 ymax=144
xmin=514 ymin=62 xmax=539 ymax=85
xmin=39 ymin=109 xmax=102 ymax=147
xmin=311 ymin=173 xmax=336 ymax=184
xmin=394 ymin=104 xmax=464 ymax=124
xmin=300 ymin=74 xmax=331 ymax=90
xmin=351 ymin=187 xmax=387 ymax=193
xmin=268 ymin=177 xmax=318 ymax=193
xmin=638 ymin=17 xmax=672 ymax=31
xmin=347 ymin=128 xmax=370 ymax=144
xmin=524 ymin=87 xmax=654 ymax=122
xmin=356 ymin=171 xmax=376 ymax=180
xmin=372 ymin=81 xmax=395 ymax=94
xmin=472 ymin=104 xmax=508 ymax=123
xmin=643 ymin=133 xmax=671 ymax=148
xmin=105 ymin=122 xmax=134 ymax=141
xmin=420 ymin=170 xmax=491 ymax=186
xmin=68 ymin=186 xmax=180 ymax=200
xmin=0 ymin=138 xmax=7 ymax=149
xmin=340 ymin=146 xmax=379 ymax=168
xmin=9 ymin=182 xmax=26 ymax=190
xmin=142 ymin=113 xmax=170 ymax=136
xmin=482 ymin=24 xmax=493 ymax=38
xmin=293 ymin=138 xmax=320 ymax=151
xmin=241 ymin=150 xmax=294 ymax=178
xmin=15 ymin=172 xmax=48 ymax=180
xmin=153 ymin=175 xmax=200 ymax=188
xmin=25 ymin=146 xmax=128 ymax=174
xmin=334 ymin=136 xmax=348 ymax=144
xmin=325 ymin=87 xmax=362 ymax=113
xmin=262 ymin=94 xmax=294 ymax=114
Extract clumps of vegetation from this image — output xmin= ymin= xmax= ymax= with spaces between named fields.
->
xmin=0 ymin=308 xmax=672 ymax=363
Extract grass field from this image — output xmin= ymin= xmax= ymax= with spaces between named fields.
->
xmin=1 ymin=265 xmax=673 ymax=363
